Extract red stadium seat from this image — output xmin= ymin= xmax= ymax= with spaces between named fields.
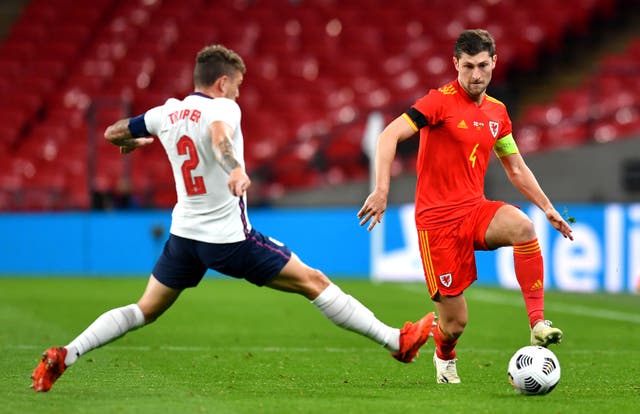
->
xmin=0 ymin=0 xmax=634 ymax=208
xmin=0 ymin=124 xmax=23 ymax=148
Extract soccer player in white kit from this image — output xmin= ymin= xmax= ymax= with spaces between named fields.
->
xmin=31 ymin=45 xmax=435 ymax=392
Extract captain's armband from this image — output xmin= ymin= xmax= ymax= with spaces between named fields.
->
xmin=493 ymin=133 xmax=519 ymax=157
xmin=128 ymin=114 xmax=151 ymax=138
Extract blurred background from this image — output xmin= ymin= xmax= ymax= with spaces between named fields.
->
xmin=0 ymin=0 xmax=638 ymax=290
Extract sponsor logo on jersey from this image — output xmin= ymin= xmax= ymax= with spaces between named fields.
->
xmin=439 ymin=273 xmax=452 ymax=288
xmin=457 ymin=120 xmax=468 ymax=129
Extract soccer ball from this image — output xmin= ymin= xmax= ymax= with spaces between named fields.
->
xmin=508 ymin=345 xmax=561 ymax=395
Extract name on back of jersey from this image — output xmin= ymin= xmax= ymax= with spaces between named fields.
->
xmin=169 ymin=109 xmax=202 ymax=124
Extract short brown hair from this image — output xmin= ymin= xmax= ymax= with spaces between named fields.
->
xmin=454 ymin=29 xmax=496 ymax=58
xmin=193 ymin=45 xmax=246 ymax=88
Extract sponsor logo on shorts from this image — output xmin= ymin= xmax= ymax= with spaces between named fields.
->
xmin=439 ymin=273 xmax=452 ymax=288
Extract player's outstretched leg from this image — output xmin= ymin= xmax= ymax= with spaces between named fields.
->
xmin=530 ymin=320 xmax=563 ymax=347
xmin=433 ymin=351 xmax=460 ymax=384
xmin=31 ymin=347 xmax=67 ymax=392
xmin=30 ymin=303 xmax=146 ymax=392
xmin=392 ymin=312 xmax=436 ymax=363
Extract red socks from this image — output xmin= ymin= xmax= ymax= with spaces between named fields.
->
xmin=513 ymin=239 xmax=545 ymax=328
xmin=433 ymin=323 xmax=458 ymax=360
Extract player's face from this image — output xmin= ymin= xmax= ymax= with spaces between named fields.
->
xmin=453 ymin=51 xmax=496 ymax=102
xmin=222 ymin=71 xmax=244 ymax=101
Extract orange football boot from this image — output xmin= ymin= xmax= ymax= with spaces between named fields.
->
xmin=392 ymin=312 xmax=436 ymax=363
xmin=31 ymin=347 xmax=67 ymax=392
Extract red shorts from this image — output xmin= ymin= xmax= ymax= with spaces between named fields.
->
xmin=417 ymin=200 xmax=507 ymax=298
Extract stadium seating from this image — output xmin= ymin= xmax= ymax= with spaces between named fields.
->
xmin=0 ymin=0 xmax=635 ymax=210
xmin=515 ymin=36 xmax=640 ymax=153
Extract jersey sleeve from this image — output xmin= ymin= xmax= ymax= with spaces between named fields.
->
xmin=493 ymin=107 xmax=517 ymax=157
xmin=142 ymin=105 xmax=164 ymax=136
xmin=403 ymin=89 xmax=446 ymax=131
xmin=499 ymin=108 xmax=513 ymax=139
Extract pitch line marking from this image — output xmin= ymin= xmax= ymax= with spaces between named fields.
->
xmin=471 ymin=289 xmax=640 ymax=324
xmin=396 ymin=283 xmax=640 ymax=324
xmin=5 ymin=344 xmax=637 ymax=356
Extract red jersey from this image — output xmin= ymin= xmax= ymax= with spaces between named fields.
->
xmin=404 ymin=79 xmax=512 ymax=229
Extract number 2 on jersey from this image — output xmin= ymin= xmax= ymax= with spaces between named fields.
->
xmin=177 ymin=135 xmax=206 ymax=195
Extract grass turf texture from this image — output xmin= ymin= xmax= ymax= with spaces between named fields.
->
xmin=1 ymin=277 xmax=639 ymax=414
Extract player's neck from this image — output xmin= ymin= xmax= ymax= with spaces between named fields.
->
xmin=194 ymin=87 xmax=220 ymax=99
xmin=456 ymin=80 xmax=485 ymax=106
xmin=463 ymin=88 xmax=485 ymax=106
xmin=472 ymin=93 xmax=484 ymax=106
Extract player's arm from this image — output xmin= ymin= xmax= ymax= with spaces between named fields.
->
xmin=104 ymin=115 xmax=154 ymax=154
xmin=208 ymin=120 xmax=250 ymax=197
xmin=358 ymin=114 xmax=416 ymax=231
xmin=496 ymin=135 xmax=573 ymax=240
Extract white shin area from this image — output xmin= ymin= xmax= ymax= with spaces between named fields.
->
xmin=64 ymin=303 xmax=145 ymax=366
xmin=311 ymin=283 xmax=399 ymax=352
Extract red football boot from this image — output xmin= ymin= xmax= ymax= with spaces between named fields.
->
xmin=392 ymin=312 xmax=436 ymax=363
xmin=31 ymin=347 xmax=67 ymax=392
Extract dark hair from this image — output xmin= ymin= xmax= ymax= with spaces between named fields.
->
xmin=193 ymin=45 xmax=246 ymax=88
xmin=454 ymin=29 xmax=496 ymax=58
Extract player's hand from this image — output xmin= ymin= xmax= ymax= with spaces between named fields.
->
xmin=357 ymin=190 xmax=388 ymax=231
xmin=545 ymin=208 xmax=574 ymax=241
xmin=110 ymin=137 xmax=154 ymax=154
xmin=228 ymin=167 xmax=251 ymax=197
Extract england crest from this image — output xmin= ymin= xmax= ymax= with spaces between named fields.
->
xmin=489 ymin=121 xmax=499 ymax=138
xmin=439 ymin=273 xmax=452 ymax=287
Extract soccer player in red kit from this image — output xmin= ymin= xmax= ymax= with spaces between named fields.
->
xmin=358 ymin=29 xmax=573 ymax=384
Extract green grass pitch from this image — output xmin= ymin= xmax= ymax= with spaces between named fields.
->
xmin=1 ymin=277 xmax=639 ymax=413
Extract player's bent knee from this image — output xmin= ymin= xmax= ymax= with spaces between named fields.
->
xmin=302 ymin=268 xmax=330 ymax=297
xmin=309 ymin=267 xmax=330 ymax=285
xmin=515 ymin=218 xmax=536 ymax=242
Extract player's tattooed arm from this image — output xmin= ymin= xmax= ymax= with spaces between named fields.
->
xmin=104 ymin=119 xmax=133 ymax=142
xmin=104 ymin=118 xmax=154 ymax=154
xmin=213 ymin=135 xmax=241 ymax=173
xmin=209 ymin=120 xmax=250 ymax=196
xmin=210 ymin=121 xmax=241 ymax=174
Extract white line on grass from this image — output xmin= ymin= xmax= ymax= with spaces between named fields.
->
xmin=473 ymin=290 xmax=640 ymax=324
xmin=9 ymin=344 xmax=379 ymax=353
xmin=395 ymin=283 xmax=640 ymax=324
xmin=6 ymin=344 xmax=636 ymax=355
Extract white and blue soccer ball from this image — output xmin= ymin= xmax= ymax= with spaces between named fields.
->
xmin=508 ymin=345 xmax=561 ymax=395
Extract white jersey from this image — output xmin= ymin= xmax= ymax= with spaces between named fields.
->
xmin=143 ymin=93 xmax=251 ymax=243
